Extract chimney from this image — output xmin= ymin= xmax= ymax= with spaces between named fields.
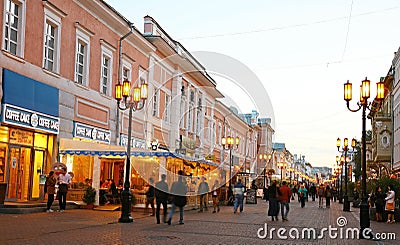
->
xmin=144 ymin=15 xmax=154 ymax=36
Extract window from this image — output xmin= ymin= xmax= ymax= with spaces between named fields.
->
xmin=99 ymin=41 xmax=114 ymax=96
xmin=100 ymin=55 xmax=110 ymax=94
xmin=164 ymin=94 xmax=171 ymax=122
xmin=43 ymin=6 xmax=62 ymax=73
xmin=153 ymin=89 xmax=159 ymax=117
xmin=3 ymin=0 xmax=26 ymax=57
xmin=74 ymin=25 xmax=91 ymax=86
xmin=75 ymin=41 xmax=86 ymax=84
xmin=188 ymin=104 xmax=193 ymax=132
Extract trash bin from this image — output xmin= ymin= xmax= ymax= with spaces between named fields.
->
xmin=0 ymin=183 xmax=7 ymax=204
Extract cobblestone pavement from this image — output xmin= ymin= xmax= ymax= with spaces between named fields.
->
xmin=0 ymin=198 xmax=398 ymax=245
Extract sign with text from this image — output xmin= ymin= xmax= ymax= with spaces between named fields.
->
xmin=120 ymin=134 xmax=146 ymax=149
xmin=2 ymin=104 xmax=59 ymax=134
xmin=73 ymin=122 xmax=111 ymax=144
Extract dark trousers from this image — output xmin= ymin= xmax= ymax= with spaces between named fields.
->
xmin=58 ymin=192 xmax=67 ymax=210
xmin=156 ymin=199 xmax=167 ymax=223
xmin=47 ymin=194 xmax=54 ymax=210
xmin=300 ymin=196 xmax=306 ymax=208
xmin=311 ymin=193 xmax=316 ymax=201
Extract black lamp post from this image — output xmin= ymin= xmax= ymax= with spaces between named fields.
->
xmin=277 ymin=162 xmax=286 ymax=184
xmin=337 ymin=137 xmax=355 ymax=212
xmin=259 ymin=153 xmax=272 ymax=188
xmin=343 ymin=77 xmax=385 ymax=237
xmin=222 ymin=136 xmax=239 ymax=188
xmin=115 ymin=79 xmax=148 ymax=223
xmin=336 ymin=156 xmax=344 ymax=204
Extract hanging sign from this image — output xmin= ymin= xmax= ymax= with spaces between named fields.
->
xmin=120 ymin=134 xmax=146 ymax=149
xmin=73 ymin=122 xmax=111 ymax=144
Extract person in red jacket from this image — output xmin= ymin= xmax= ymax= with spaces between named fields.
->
xmin=278 ymin=181 xmax=292 ymax=221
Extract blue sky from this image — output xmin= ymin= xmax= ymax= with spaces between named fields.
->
xmin=105 ymin=0 xmax=400 ymax=167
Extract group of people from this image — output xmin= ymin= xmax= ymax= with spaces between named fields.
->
xmin=44 ymin=167 xmax=72 ymax=213
xmin=267 ymin=181 xmax=293 ymax=221
xmin=143 ymin=171 xmax=188 ymax=225
xmin=369 ymin=184 xmax=396 ymax=223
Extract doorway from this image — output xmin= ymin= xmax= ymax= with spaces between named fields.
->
xmin=7 ymin=146 xmax=31 ymax=201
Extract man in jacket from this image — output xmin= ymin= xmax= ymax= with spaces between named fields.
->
xmin=197 ymin=177 xmax=209 ymax=212
xmin=279 ymin=181 xmax=292 ymax=221
xmin=233 ymin=179 xmax=245 ymax=213
xmin=155 ymin=174 xmax=168 ymax=224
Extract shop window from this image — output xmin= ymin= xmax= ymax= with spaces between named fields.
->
xmin=34 ymin=133 xmax=47 ymax=148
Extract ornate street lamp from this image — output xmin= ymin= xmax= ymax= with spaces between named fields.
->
xmin=115 ymin=79 xmax=148 ymax=223
xmin=277 ymin=162 xmax=287 ymax=184
xmin=259 ymin=153 xmax=273 ymax=188
xmin=222 ymin=135 xmax=239 ymax=188
xmin=337 ymin=137 xmax=355 ymax=212
xmin=343 ymin=77 xmax=385 ymax=237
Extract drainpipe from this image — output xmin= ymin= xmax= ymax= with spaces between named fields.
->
xmin=116 ymin=23 xmax=134 ymax=145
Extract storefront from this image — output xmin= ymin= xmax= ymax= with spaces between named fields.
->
xmin=1 ymin=69 xmax=59 ymax=202
xmin=58 ymin=123 xmax=127 ymax=205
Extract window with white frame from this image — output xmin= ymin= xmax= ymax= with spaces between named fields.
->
xmin=100 ymin=44 xmax=113 ymax=96
xmin=164 ymin=94 xmax=171 ymax=122
xmin=43 ymin=8 xmax=62 ymax=73
xmin=152 ymin=88 xmax=160 ymax=117
xmin=74 ymin=27 xmax=91 ymax=85
xmin=3 ymin=0 xmax=26 ymax=57
xmin=122 ymin=58 xmax=132 ymax=82
xmin=188 ymin=104 xmax=193 ymax=132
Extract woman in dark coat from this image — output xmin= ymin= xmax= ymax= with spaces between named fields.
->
xmin=374 ymin=186 xmax=386 ymax=222
xmin=268 ymin=181 xmax=279 ymax=221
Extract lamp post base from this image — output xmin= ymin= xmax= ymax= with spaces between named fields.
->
xmin=359 ymin=197 xmax=371 ymax=239
xmin=118 ymin=189 xmax=133 ymax=223
xmin=343 ymin=194 xmax=350 ymax=212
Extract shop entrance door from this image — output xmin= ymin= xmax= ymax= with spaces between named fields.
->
xmin=6 ymin=146 xmax=31 ymax=201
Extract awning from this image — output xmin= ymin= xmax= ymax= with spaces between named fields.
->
xmin=58 ymin=138 xmax=219 ymax=167
xmin=59 ymin=138 xmax=126 ymax=157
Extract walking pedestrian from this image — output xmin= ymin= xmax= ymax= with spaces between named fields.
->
xmin=317 ymin=184 xmax=325 ymax=208
xmin=167 ymin=170 xmax=187 ymax=225
xmin=298 ymin=184 xmax=308 ymax=208
xmin=325 ymin=185 xmax=332 ymax=208
xmin=155 ymin=174 xmax=169 ymax=224
xmin=268 ymin=181 xmax=279 ymax=220
xmin=233 ymin=179 xmax=245 ymax=213
xmin=373 ymin=186 xmax=385 ymax=222
xmin=198 ymin=177 xmax=209 ymax=212
xmin=309 ymin=183 xmax=316 ymax=201
xmin=385 ymin=184 xmax=395 ymax=223
xmin=279 ymin=181 xmax=292 ymax=221
xmin=45 ymin=171 xmax=57 ymax=212
xmin=57 ymin=167 xmax=71 ymax=212
xmin=145 ymin=178 xmax=155 ymax=216
xmin=332 ymin=186 xmax=337 ymax=202
xmin=211 ymin=179 xmax=220 ymax=213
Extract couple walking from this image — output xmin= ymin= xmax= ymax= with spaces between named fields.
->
xmin=268 ymin=181 xmax=292 ymax=221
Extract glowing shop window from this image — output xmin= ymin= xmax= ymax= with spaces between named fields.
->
xmin=34 ymin=133 xmax=48 ymax=148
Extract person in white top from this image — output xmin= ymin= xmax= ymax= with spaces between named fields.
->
xmin=385 ymin=184 xmax=396 ymax=223
xmin=57 ymin=167 xmax=72 ymax=212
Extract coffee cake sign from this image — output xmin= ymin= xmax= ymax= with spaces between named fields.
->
xmin=2 ymin=104 xmax=59 ymax=134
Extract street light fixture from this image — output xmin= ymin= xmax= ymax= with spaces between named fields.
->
xmin=222 ymin=135 xmax=239 ymax=188
xmin=336 ymin=156 xmax=344 ymax=204
xmin=343 ymin=77 xmax=385 ymax=236
xmin=337 ymin=137 xmax=355 ymax=212
xmin=115 ymin=79 xmax=148 ymax=223
xmin=277 ymin=162 xmax=287 ymax=184
xmin=259 ymin=153 xmax=272 ymax=188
